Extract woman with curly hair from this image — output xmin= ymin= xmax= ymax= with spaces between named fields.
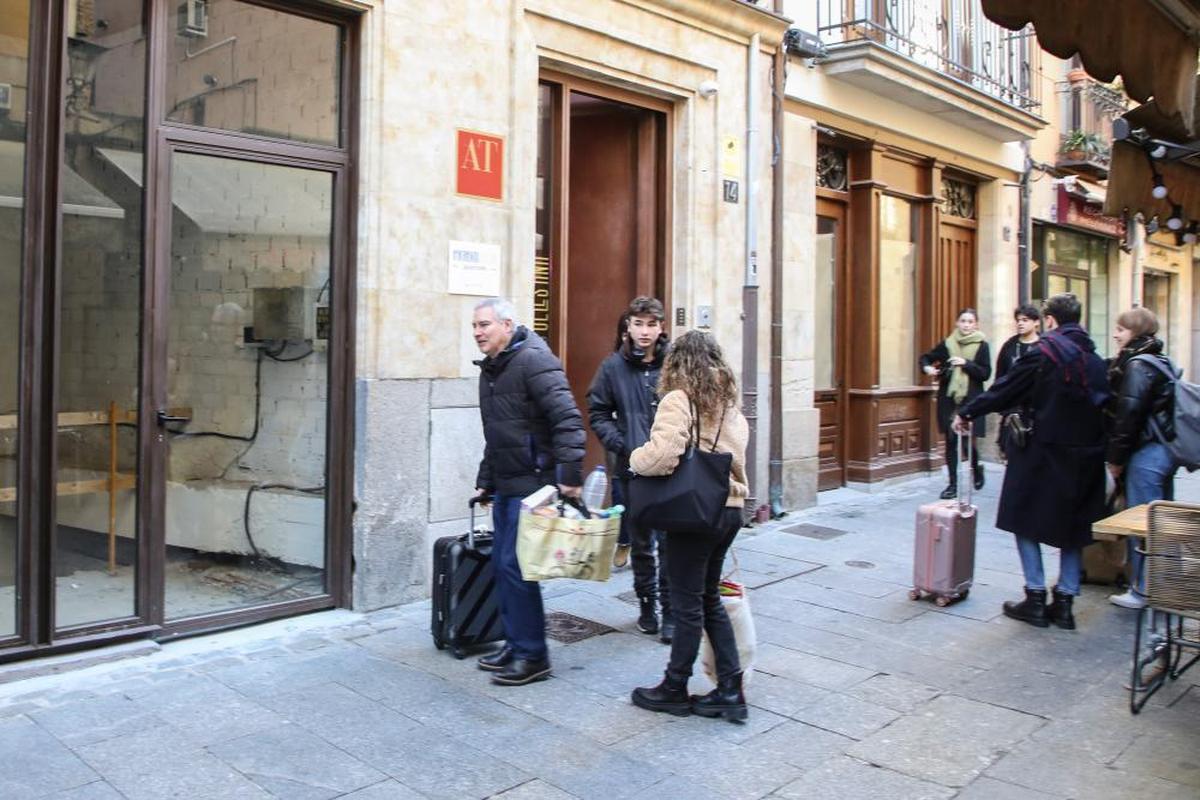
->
xmin=628 ymin=330 xmax=750 ymax=721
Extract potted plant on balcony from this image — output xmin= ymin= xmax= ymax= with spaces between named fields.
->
xmin=1060 ymin=129 xmax=1104 ymax=161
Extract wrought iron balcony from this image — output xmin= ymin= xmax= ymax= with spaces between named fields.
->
xmin=1054 ymin=72 xmax=1126 ymax=179
xmin=816 ymin=0 xmax=1042 ymax=116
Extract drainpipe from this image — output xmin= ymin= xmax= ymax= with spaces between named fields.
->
xmin=1132 ymin=214 xmax=1145 ymax=306
xmin=768 ymin=15 xmax=786 ymax=518
xmin=742 ymin=33 xmax=761 ymax=519
xmin=1018 ymin=141 xmax=1032 ymax=303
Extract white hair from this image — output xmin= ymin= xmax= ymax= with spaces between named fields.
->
xmin=474 ymin=297 xmax=518 ymax=324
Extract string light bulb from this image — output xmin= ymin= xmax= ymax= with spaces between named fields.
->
xmin=1185 ymin=223 xmax=1199 ymax=245
xmin=1145 ymin=216 xmax=1160 ymax=234
xmin=1151 ymin=143 xmax=1168 ymax=159
xmin=1167 ymin=204 xmax=1184 ymax=230
xmin=1152 ymin=175 xmax=1169 ymax=199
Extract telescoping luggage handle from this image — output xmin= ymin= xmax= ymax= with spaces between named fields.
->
xmin=468 ymin=494 xmax=492 ymax=549
xmin=956 ymin=430 xmax=973 ymax=511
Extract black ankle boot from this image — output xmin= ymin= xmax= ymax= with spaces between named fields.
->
xmin=940 ymin=484 xmax=957 ymax=500
xmin=637 ymin=597 xmax=659 ymax=635
xmin=1002 ymin=588 xmax=1049 ymax=628
xmin=631 ymin=673 xmax=690 ymax=716
xmin=1046 ymin=590 xmax=1076 ymax=630
xmin=691 ymin=672 xmax=748 ymax=722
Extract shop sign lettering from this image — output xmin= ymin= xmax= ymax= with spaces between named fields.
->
xmin=456 ymin=130 xmax=504 ymax=201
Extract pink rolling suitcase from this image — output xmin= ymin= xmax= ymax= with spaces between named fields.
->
xmin=910 ymin=432 xmax=976 ymax=606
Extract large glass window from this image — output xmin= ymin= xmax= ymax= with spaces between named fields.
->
xmin=815 ymin=215 xmax=838 ymax=390
xmin=1041 ymin=227 xmax=1111 ymax=356
xmin=879 ymin=196 xmax=917 ymax=388
xmin=166 ymin=0 xmax=341 ymax=146
xmin=163 ymin=153 xmax=330 ymax=619
xmin=1144 ymin=272 xmax=1173 ymax=353
xmin=54 ymin=0 xmax=146 ymax=630
xmin=0 ymin=0 xmax=31 ymax=638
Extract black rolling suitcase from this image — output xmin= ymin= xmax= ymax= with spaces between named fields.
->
xmin=431 ymin=496 xmax=504 ymax=658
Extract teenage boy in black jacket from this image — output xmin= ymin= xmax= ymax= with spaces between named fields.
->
xmin=587 ymin=297 xmax=673 ymax=641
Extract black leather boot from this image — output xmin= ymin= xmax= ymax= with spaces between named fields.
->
xmin=939 ymin=483 xmax=957 ymax=500
xmin=1002 ymin=588 xmax=1049 ymax=628
xmin=477 ymin=644 xmax=513 ymax=672
xmin=691 ymin=672 xmax=748 ymax=722
xmin=1046 ymin=590 xmax=1076 ymax=630
xmin=637 ymin=597 xmax=659 ymax=635
xmin=631 ymin=672 xmax=690 ymax=716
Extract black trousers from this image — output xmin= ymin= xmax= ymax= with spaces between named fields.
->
xmin=665 ymin=507 xmax=742 ymax=683
xmin=615 ymin=477 xmax=669 ymax=609
xmin=944 ymin=434 xmax=980 ymax=487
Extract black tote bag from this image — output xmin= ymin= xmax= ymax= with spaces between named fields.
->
xmin=628 ymin=400 xmax=732 ymax=534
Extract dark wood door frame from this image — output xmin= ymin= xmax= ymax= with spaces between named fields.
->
xmin=2 ymin=0 xmax=360 ymax=663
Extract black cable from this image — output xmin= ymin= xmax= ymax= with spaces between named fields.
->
xmin=243 ymin=482 xmax=325 ymax=571
xmin=166 ymin=349 xmax=263 ymax=442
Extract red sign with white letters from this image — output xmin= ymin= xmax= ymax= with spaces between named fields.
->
xmin=456 ymin=130 xmax=504 ymax=201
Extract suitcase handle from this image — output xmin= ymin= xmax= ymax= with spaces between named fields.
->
xmin=468 ymin=494 xmax=493 ymax=548
xmin=956 ymin=430 xmax=973 ymax=510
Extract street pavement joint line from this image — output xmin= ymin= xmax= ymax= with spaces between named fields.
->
xmin=943 ymin=692 xmax=1053 ymax=724
xmin=772 ymin=715 xmax=860 ymax=743
xmin=746 ymin=563 xmax=830 ymax=591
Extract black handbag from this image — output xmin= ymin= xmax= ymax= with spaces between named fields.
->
xmin=1002 ymin=409 xmax=1033 ymax=450
xmin=627 ymin=399 xmax=732 ymax=534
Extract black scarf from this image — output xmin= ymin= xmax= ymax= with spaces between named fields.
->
xmin=1107 ymin=335 xmax=1163 ymax=390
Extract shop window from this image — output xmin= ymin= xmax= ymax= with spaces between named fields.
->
xmin=1144 ymin=272 xmax=1172 ymax=353
xmin=815 ymin=216 xmax=838 ymax=390
xmin=1037 ymin=226 xmax=1111 ymax=356
xmin=166 ymin=0 xmax=341 ymax=146
xmin=879 ymin=195 xmax=918 ymax=387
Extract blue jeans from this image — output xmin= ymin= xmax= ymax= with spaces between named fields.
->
xmin=1015 ymin=535 xmax=1083 ymax=596
xmin=491 ymin=494 xmax=547 ymax=661
xmin=1124 ymin=442 xmax=1176 ymax=594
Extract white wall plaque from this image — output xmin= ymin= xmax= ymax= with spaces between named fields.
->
xmin=447 ymin=240 xmax=501 ymax=296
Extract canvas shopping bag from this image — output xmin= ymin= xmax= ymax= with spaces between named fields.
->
xmin=516 ymin=505 xmax=621 ymax=582
xmin=699 ymin=574 xmax=756 ymax=687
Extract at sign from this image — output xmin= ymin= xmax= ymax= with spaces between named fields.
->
xmin=457 ymin=130 xmax=504 ymax=201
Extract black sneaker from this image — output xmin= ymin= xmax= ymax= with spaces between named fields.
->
xmin=491 ymin=657 xmax=552 ymax=686
xmin=477 ymin=645 xmax=513 ymax=672
xmin=637 ymin=597 xmax=659 ymax=635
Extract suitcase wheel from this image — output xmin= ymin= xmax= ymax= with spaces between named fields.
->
xmin=935 ymin=595 xmax=951 ymax=608
xmin=908 ymin=589 xmax=921 ymax=601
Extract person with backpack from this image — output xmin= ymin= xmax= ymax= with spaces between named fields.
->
xmin=954 ymin=294 xmax=1110 ymax=630
xmin=1105 ymin=307 xmax=1178 ymax=609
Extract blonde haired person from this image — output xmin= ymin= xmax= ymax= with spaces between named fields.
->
xmin=628 ymin=331 xmax=750 ymax=721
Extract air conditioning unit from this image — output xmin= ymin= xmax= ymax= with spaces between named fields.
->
xmin=784 ymin=28 xmax=827 ymax=60
xmin=178 ymin=0 xmax=209 ymax=38
xmin=0 ymin=84 xmax=11 ymax=113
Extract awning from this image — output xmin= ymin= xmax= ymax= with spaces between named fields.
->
xmin=981 ymin=0 xmax=1199 ymax=135
xmin=1104 ymin=140 xmax=1200 ymax=223
xmin=0 ymin=140 xmax=125 ymax=219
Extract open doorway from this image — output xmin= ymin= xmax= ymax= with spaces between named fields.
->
xmin=537 ymin=76 xmax=671 ymax=471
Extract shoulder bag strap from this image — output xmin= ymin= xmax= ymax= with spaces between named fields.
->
xmin=686 ymin=395 xmax=701 ymax=450
xmin=711 ymin=406 xmax=727 ymax=452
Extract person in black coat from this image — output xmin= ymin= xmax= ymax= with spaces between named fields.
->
xmin=472 ymin=297 xmax=586 ymax=686
xmin=919 ymin=308 xmax=992 ymax=499
xmin=994 ymin=304 xmax=1041 ymax=458
xmin=587 ymin=297 xmax=671 ymax=640
xmin=1104 ymin=306 xmax=1178 ymax=609
xmin=955 ymin=293 xmax=1111 ymax=630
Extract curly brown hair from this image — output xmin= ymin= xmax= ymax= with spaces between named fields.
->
xmin=657 ymin=330 xmax=739 ymax=421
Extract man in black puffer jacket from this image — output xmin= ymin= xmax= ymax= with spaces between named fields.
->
xmin=587 ymin=297 xmax=672 ymax=641
xmin=472 ymin=298 xmax=585 ymax=686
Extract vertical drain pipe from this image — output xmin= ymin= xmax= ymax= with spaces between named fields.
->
xmin=768 ymin=14 xmax=786 ymax=518
xmin=742 ymin=33 xmax=761 ymax=518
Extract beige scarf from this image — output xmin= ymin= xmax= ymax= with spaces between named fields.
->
xmin=945 ymin=330 xmax=985 ymax=403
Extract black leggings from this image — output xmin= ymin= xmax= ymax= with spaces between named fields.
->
xmin=664 ymin=508 xmax=742 ymax=683
xmin=945 ymin=434 xmax=980 ymax=486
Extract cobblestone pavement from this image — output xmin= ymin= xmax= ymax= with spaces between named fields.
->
xmin=2 ymin=468 xmax=1198 ymax=799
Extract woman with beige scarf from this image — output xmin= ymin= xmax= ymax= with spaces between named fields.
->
xmin=920 ymin=308 xmax=992 ymax=499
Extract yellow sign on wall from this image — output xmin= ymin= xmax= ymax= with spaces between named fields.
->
xmin=721 ymin=136 xmax=741 ymax=180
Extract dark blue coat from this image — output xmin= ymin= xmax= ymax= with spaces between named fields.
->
xmin=585 ymin=337 xmax=666 ymax=476
xmin=475 ymin=327 xmax=585 ymax=496
xmin=958 ymin=327 xmax=1110 ymax=549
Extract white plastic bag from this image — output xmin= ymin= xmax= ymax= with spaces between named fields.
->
xmin=699 ymin=579 xmax=756 ymax=686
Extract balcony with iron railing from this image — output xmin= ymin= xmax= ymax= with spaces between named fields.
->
xmin=1055 ymin=69 xmax=1128 ymax=179
xmin=812 ymin=0 xmax=1045 ymax=141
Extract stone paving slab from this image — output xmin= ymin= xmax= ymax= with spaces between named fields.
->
xmin=0 ymin=715 xmax=99 ymax=798
xmin=771 ymin=755 xmax=956 ymax=800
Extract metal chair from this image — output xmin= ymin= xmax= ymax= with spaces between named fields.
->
xmin=1130 ymin=500 xmax=1200 ymax=713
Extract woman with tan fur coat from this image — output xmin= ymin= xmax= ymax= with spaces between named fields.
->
xmin=628 ymin=330 xmax=750 ymax=721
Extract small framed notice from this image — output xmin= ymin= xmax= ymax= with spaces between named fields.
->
xmin=448 ymin=241 xmax=501 ymax=296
